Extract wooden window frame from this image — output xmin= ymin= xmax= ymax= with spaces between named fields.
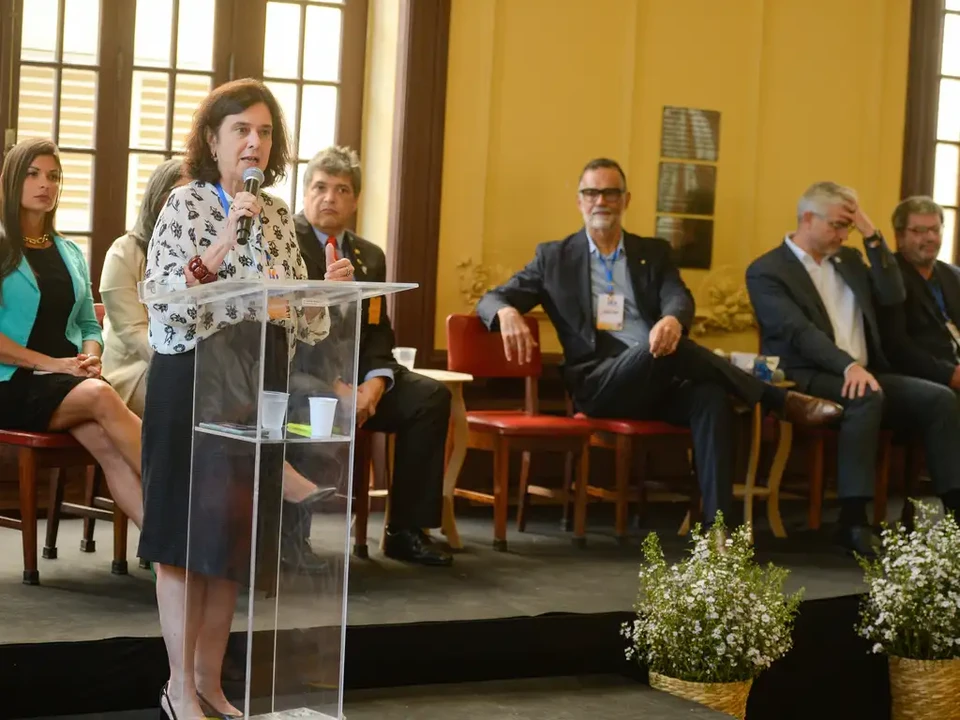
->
xmin=0 ymin=0 xmax=367 ymax=296
xmin=901 ymin=1 xmax=960 ymax=262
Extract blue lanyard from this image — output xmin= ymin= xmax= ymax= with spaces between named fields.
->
xmin=597 ymin=249 xmax=620 ymax=294
xmin=213 ymin=183 xmax=272 ymax=267
xmin=214 ymin=183 xmax=230 ymax=215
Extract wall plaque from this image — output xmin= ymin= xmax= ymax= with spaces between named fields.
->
xmin=656 ymin=162 xmax=717 ymax=215
xmin=660 ymin=106 xmax=721 ymax=161
xmin=656 ymin=216 xmax=713 ymax=270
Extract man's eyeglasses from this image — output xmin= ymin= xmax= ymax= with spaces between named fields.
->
xmin=906 ymin=225 xmax=943 ymax=236
xmin=579 ymin=187 xmax=625 ymax=202
xmin=825 ymin=219 xmax=855 ymax=231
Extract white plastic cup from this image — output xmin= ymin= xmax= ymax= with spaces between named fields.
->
xmin=729 ymin=351 xmax=757 ymax=373
xmin=261 ymin=391 xmax=290 ymax=430
xmin=309 ymin=397 xmax=338 ymax=438
xmin=392 ymin=346 xmax=416 ymax=370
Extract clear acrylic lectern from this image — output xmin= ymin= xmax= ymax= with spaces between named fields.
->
xmin=139 ymin=277 xmax=416 ymax=720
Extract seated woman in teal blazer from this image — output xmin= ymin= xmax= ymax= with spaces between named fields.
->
xmin=0 ymin=139 xmax=142 ymax=529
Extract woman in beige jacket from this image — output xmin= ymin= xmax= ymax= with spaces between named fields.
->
xmin=100 ymin=159 xmax=184 ymax=416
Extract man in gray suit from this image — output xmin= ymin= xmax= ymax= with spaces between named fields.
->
xmin=747 ymin=182 xmax=960 ymax=555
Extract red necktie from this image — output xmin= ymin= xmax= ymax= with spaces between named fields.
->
xmin=326 ymin=236 xmax=339 ymax=260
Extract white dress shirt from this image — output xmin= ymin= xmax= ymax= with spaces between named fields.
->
xmin=784 ymin=234 xmax=868 ymax=369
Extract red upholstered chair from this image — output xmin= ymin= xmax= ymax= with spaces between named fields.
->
xmin=565 ymin=414 xmax=699 ymax=542
xmin=18 ymin=302 xmax=129 ymax=583
xmin=445 ymin=313 xmax=595 ymax=550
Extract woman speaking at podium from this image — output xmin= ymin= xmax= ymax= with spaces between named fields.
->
xmin=139 ymin=78 xmax=353 ymax=720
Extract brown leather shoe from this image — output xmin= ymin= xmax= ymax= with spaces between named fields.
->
xmin=780 ymin=391 xmax=843 ymax=427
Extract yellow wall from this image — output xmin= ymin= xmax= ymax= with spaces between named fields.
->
xmin=435 ymin=0 xmax=910 ymax=354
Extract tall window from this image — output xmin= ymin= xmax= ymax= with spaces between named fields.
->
xmin=1 ymin=0 xmax=365 ymax=290
xmin=935 ymin=0 xmax=960 ymax=261
xmin=125 ymin=0 xmax=216 ymax=230
xmin=263 ymin=0 xmax=345 ymax=212
xmin=17 ymin=0 xmax=101 ymax=256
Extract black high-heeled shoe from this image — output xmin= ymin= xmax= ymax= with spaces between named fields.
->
xmin=159 ymin=684 xmax=178 ymax=720
xmin=197 ymin=692 xmax=242 ymax=719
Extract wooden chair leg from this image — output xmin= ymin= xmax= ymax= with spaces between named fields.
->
xmin=43 ymin=468 xmax=67 ymax=560
xmin=80 ymin=465 xmax=99 ymax=553
xmin=808 ymin=436 xmax=825 ymax=530
xmin=492 ymin=438 xmax=510 ymax=551
xmin=109 ymin=467 xmax=129 ymax=575
xmin=18 ymin=447 xmax=40 ymax=585
xmin=613 ymin=435 xmax=632 ymax=544
xmin=561 ymin=451 xmax=574 ymax=531
xmin=352 ymin=436 xmax=371 ymax=559
xmin=572 ymin=440 xmax=590 ymax=548
xmin=874 ymin=437 xmax=891 ymax=526
xmin=378 ymin=433 xmax=394 ymax=553
xmin=516 ymin=450 xmax=532 ymax=532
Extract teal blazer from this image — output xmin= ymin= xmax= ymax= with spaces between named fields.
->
xmin=0 ymin=235 xmax=103 ymax=382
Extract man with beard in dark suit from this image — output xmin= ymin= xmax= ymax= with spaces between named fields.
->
xmin=289 ymin=146 xmax=452 ymax=567
xmin=881 ymin=195 xmax=960 ymax=395
xmin=476 ymin=158 xmax=842 ymax=532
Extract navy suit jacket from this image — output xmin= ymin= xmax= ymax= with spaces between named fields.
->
xmin=745 ymin=236 xmax=904 ymax=393
xmin=475 ymin=229 xmax=695 ymax=394
xmin=880 ymin=254 xmax=960 ymax=386
xmin=293 ymin=212 xmax=399 ymax=379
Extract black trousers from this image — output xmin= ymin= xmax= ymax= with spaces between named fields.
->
xmin=575 ymin=337 xmax=767 ymax=524
xmin=806 ymin=371 xmax=960 ymax=499
xmin=359 ymin=370 xmax=451 ymax=528
xmin=286 ymin=369 xmax=451 ymax=545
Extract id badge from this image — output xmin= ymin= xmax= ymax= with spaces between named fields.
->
xmin=596 ymin=293 xmax=625 ymax=331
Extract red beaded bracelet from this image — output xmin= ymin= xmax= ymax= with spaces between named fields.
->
xmin=188 ymin=255 xmax=218 ymax=284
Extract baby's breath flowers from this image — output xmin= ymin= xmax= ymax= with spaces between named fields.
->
xmin=621 ymin=515 xmax=803 ymax=683
xmin=858 ymin=501 xmax=960 ymax=660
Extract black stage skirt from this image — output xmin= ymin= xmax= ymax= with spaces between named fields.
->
xmin=0 ymin=369 xmax=86 ymax=431
xmin=137 ymin=321 xmax=289 ymax=585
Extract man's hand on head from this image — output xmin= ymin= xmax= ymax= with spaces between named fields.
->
xmin=839 ymin=202 xmax=877 ymax=241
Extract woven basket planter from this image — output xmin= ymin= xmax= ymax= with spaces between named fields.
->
xmin=649 ymin=671 xmax=752 ymax=719
xmin=888 ymin=656 xmax=960 ymax=720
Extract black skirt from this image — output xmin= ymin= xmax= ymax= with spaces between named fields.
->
xmin=138 ymin=321 xmax=288 ymax=584
xmin=0 ymin=369 xmax=87 ymax=431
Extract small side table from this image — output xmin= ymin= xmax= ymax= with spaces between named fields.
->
xmin=737 ymin=380 xmax=795 ymax=538
xmin=411 ymin=367 xmax=473 ymax=550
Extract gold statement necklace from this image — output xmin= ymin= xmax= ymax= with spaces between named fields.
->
xmin=23 ymin=234 xmax=50 ymax=248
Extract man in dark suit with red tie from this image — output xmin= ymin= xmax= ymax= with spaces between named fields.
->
xmin=477 ymin=158 xmax=842 ymax=529
xmin=290 ymin=146 xmax=452 ymax=567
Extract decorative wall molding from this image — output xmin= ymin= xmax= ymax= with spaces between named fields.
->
xmin=691 ymin=266 xmax=757 ymax=336
xmin=455 ymin=257 xmax=510 ymax=308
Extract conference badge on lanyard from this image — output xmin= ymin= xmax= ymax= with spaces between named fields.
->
xmin=595 ymin=249 xmax=625 ymax=331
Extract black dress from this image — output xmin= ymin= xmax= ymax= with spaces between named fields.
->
xmin=138 ymin=321 xmax=289 ymax=585
xmin=0 ymin=245 xmax=87 ymax=431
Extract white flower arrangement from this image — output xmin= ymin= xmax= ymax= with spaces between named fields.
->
xmin=857 ymin=501 xmax=960 ymax=660
xmin=621 ymin=515 xmax=803 ymax=683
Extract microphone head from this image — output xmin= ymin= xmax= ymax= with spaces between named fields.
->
xmin=242 ymin=166 xmax=265 ymax=187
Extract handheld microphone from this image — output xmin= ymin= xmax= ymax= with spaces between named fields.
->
xmin=236 ymin=167 xmax=265 ymax=246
